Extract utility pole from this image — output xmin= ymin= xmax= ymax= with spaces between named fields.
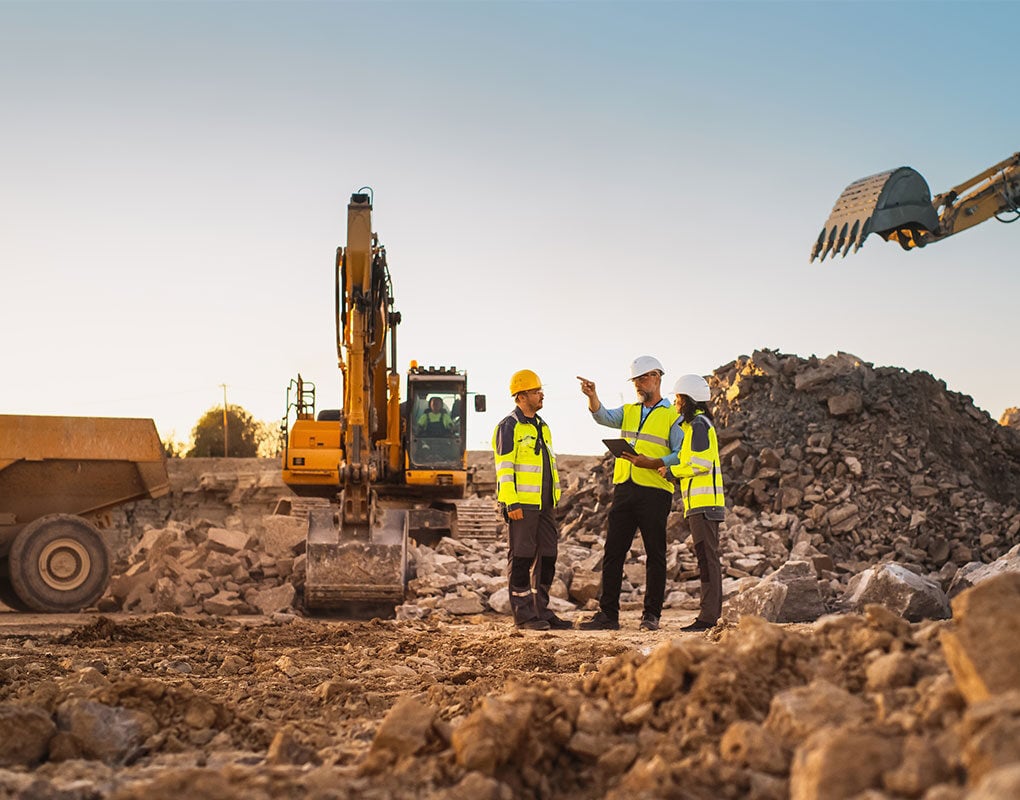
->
xmin=220 ymin=384 xmax=229 ymax=458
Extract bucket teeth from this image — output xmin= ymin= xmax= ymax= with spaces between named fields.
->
xmin=811 ymin=213 xmax=872 ymax=262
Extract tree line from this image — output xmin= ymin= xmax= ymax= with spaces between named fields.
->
xmin=163 ymin=405 xmax=282 ymax=458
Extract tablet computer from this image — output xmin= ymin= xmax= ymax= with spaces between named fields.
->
xmin=602 ymin=438 xmax=637 ymax=457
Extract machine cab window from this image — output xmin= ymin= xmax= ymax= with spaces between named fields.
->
xmin=408 ymin=387 xmax=464 ymax=467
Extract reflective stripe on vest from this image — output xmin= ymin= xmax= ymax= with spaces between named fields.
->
xmin=491 ymin=413 xmax=561 ymax=509
xmin=677 ymin=412 xmax=725 ymax=514
xmin=612 ymin=403 xmax=677 ymax=493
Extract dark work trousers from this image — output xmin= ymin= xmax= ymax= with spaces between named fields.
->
xmin=599 ymin=481 xmax=672 ymax=620
xmin=688 ymin=513 xmax=722 ymax=624
xmin=508 ymin=506 xmax=558 ymax=624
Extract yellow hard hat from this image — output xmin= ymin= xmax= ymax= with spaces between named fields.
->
xmin=509 ymin=369 xmax=542 ymax=396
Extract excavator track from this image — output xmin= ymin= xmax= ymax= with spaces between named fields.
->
xmin=448 ymin=497 xmax=505 ymax=541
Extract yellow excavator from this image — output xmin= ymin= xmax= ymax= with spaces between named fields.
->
xmin=811 ymin=150 xmax=1019 ymax=261
xmin=279 ymin=190 xmax=488 ymax=609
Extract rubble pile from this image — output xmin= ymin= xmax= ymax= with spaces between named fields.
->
xmin=522 ymin=349 xmax=1020 ymax=625
xmin=707 ymin=350 xmax=1020 ymax=579
xmin=100 ymin=460 xmax=306 ymax=617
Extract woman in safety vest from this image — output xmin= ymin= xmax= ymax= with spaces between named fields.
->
xmin=666 ymin=374 xmax=726 ymax=631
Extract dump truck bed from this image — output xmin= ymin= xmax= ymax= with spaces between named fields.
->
xmin=0 ymin=415 xmax=170 ymax=553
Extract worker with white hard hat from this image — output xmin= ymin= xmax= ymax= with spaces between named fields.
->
xmin=575 ymin=356 xmax=683 ymax=632
xmin=492 ymin=369 xmax=570 ymax=631
xmin=661 ymin=374 xmax=726 ymax=632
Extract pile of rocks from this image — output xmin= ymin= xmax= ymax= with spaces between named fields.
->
xmin=550 ymin=349 xmax=1020 ymax=624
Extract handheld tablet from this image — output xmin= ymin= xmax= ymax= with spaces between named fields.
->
xmin=602 ymin=438 xmax=637 ymax=457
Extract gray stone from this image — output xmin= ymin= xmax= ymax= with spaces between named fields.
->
xmin=439 ymin=594 xmax=484 ymax=615
xmin=726 ymin=560 xmax=825 ymax=623
xmin=948 ymin=545 xmax=1020 ymax=598
xmin=252 ymin=582 xmax=296 ymax=615
xmin=257 ymin=514 xmax=308 ymax=558
xmin=55 ymin=698 xmax=157 ymax=764
xmin=206 ymin=527 xmax=253 ymax=554
xmin=845 ymin=563 xmax=951 ymax=621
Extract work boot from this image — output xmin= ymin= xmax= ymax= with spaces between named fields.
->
xmin=543 ymin=614 xmax=573 ymax=630
xmin=578 ymin=611 xmax=620 ymax=631
xmin=639 ymin=613 xmax=660 ymax=631
xmin=516 ymin=618 xmax=551 ymax=631
xmin=680 ymin=619 xmax=714 ymax=632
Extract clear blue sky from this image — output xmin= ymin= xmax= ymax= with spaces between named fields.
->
xmin=2 ymin=1 xmax=1018 ymax=456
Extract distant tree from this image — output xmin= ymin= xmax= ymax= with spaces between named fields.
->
xmin=187 ymin=404 xmax=262 ymax=457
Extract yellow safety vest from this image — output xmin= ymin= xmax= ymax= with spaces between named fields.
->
xmin=614 ymin=403 xmax=677 ymax=493
xmin=492 ymin=411 xmax=561 ymax=509
xmin=671 ymin=410 xmax=725 ymax=515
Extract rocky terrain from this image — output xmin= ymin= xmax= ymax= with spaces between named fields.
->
xmin=2 ymin=349 xmax=1020 ymax=799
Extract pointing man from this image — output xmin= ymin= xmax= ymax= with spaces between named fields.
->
xmin=577 ymin=356 xmax=682 ymax=632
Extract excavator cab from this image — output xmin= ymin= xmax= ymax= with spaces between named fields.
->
xmin=405 ymin=366 xmax=469 ymax=486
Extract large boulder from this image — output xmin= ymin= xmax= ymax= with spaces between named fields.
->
xmin=844 ymin=563 xmax=950 ymax=621
xmin=725 ymin=560 xmax=826 ymax=623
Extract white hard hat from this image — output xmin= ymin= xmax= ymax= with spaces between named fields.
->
xmin=672 ymin=374 xmax=711 ymax=402
xmin=629 ymin=355 xmax=664 ymax=380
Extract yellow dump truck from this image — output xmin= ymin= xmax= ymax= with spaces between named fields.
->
xmin=0 ymin=415 xmax=170 ymax=612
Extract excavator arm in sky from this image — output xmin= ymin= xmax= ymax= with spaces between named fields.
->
xmin=810 ymin=151 xmax=1020 ymax=262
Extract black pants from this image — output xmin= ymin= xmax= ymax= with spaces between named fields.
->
xmin=508 ymin=506 xmax=558 ymax=623
xmin=599 ymin=481 xmax=672 ymax=620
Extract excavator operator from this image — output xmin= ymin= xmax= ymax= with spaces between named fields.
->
xmin=415 ymin=396 xmax=455 ymax=436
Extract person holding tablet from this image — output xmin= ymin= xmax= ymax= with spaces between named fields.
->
xmin=576 ymin=356 xmax=682 ymax=632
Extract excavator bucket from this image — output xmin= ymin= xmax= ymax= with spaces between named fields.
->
xmin=304 ymin=504 xmax=408 ymax=608
xmin=810 ymin=167 xmax=940 ymax=262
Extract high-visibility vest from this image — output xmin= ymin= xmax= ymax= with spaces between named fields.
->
xmin=417 ymin=410 xmax=453 ymax=435
xmin=492 ymin=410 xmax=561 ymax=509
xmin=614 ymin=403 xmax=678 ymax=493
xmin=671 ymin=410 xmax=725 ymax=515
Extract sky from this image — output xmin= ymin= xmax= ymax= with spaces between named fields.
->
xmin=2 ymin=0 xmax=1018 ymax=457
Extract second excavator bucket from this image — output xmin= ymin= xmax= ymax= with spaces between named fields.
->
xmin=810 ymin=167 xmax=940 ymax=262
xmin=304 ymin=504 xmax=407 ymax=608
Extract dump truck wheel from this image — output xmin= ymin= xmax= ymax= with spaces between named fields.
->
xmin=8 ymin=514 xmax=111 ymax=613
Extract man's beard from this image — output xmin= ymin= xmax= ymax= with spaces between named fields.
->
xmin=637 ymin=388 xmax=652 ymax=403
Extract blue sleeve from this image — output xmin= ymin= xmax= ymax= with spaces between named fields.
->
xmin=494 ymin=417 xmax=517 ymax=458
xmin=592 ymin=403 xmax=625 ymax=429
xmin=661 ymin=418 xmax=684 ymax=468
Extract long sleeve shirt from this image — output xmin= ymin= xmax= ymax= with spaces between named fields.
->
xmin=592 ymin=398 xmax=683 ymax=467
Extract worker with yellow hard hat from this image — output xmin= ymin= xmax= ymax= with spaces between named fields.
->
xmin=576 ymin=356 xmax=682 ymax=632
xmin=492 ymin=369 xmax=568 ymax=631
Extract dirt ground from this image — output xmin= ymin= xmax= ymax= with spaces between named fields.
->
xmin=0 ymin=606 xmax=704 ymax=799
